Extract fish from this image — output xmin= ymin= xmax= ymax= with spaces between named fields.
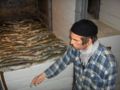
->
xmin=0 ymin=19 xmax=67 ymax=71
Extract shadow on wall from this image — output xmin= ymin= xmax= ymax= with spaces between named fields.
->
xmin=99 ymin=35 xmax=120 ymax=90
xmin=0 ymin=0 xmax=38 ymax=20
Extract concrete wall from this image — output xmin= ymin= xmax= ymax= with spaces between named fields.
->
xmin=52 ymin=0 xmax=76 ymax=42
xmin=100 ymin=0 xmax=120 ymax=31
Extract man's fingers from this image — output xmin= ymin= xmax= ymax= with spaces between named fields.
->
xmin=31 ymin=73 xmax=46 ymax=87
xmin=31 ymin=76 xmax=39 ymax=86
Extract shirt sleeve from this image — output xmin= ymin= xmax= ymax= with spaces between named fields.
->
xmin=104 ymin=54 xmax=117 ymax=90
xmin=44 ymin=45 xmax=76 ymax=79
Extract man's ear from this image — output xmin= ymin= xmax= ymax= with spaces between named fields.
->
xmin=88 ymin=38 xmax=93 ymax=45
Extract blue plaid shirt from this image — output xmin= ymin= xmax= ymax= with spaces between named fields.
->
xmin=44 ymin=43 xmax=117 ymax=90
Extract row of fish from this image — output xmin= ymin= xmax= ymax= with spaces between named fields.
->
xmin=0 ymin=19 xmax=67 ymax=72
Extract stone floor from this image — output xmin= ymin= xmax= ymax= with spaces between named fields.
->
xmin=89 ymin=19 xmax=120 ymax=38
xmin=97 ymin=21 xmax=120 ymax=37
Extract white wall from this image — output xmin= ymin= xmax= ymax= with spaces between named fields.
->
xmin=100 ymin=0 xmax=120 ymax=31
xmin=52 ymin=0 xmax=76 ymax=42
xmin=4 ymin=61 xmax=73 ymax=90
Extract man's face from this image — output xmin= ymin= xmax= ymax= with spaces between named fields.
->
xmin=70 ymin=32 xmax=90 ymax=50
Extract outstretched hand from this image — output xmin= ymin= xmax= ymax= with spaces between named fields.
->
xmin=31 ymin=73 xmax=46 ymax=87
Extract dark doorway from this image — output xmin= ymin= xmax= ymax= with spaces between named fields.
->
xmin=87 ymin=0 xmax=100 ymax=19
xmin=38 ymin=0 xmax=52 ymax=31
xmin=0 ymin=0 xmax=52 ymax=31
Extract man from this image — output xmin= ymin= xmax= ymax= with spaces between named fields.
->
xmin=31 ymin=19 xmax=117 ymax=90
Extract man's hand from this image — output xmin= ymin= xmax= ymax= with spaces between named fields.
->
xmin=31 ymin=73 xmax=46 ymax=86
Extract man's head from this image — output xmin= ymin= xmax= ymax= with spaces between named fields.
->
xmin=70 ymin=19 xmax=98 ymax=50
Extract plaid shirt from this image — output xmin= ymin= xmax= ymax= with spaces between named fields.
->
xmin=44 ymin=43 xmax=117 ymax=90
